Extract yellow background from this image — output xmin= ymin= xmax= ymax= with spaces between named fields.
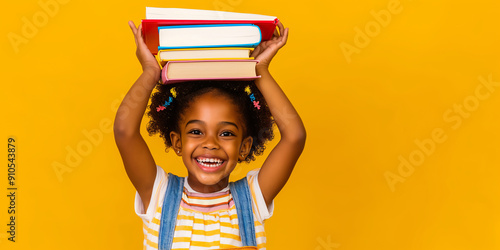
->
xmin=1 ymin=0 xmax=500 ymax=249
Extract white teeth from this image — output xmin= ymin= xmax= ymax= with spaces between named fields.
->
xmin=196 ymin=157 xmax=224 ymax=168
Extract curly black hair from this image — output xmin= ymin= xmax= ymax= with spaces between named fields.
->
xmin=146 ymin=80 xmax=274 ymax=163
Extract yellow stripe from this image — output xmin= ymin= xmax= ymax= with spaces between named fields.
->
xmin=152 ymin=217 xmax=160 ymax=225
xmin=220 ymin=232 xmax=241 ymax=241
xmin=146 ymin=237 xmax=158 ymax=248
xmin=220 ymin=244 xmax=240 ymax=248
xmin=176 ymin=214 xmax=239 ymax=225
xmin=174 ymin=225 xmax=193 ymax=231
xmin=145 ymin=225 xmax=159 ymax=237
xmin=172 ymin=237 xmax=192 ymax=243
xmin=174 ymin=228 xmax=225 ymax=237
xmin=255 ymin=231 xmax=266 ymax=238
xmin=149 ymin=218 xmax=240 ymax=232
xmin=173 ymin=237 xmax=224 ymax=247
xmin=175 ymin=219 xmax=238 ymax=229
xmin=189 ymin=240 xmax=220 ymax=248
xmin=142 ymin=224 xmax=148 ymax=250
xmin=248 ymin=175 xmax=262 ymax=218
xmin=220 ymin=221 xmax=239 ymax=229
xmin=152 ymin=171 xmax=166 ymax=212
xmin=257 ymin=242 xmax=266 ymax=249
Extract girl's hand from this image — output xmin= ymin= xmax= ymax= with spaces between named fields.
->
xmin=128 ymin=21 xmax=161 ymax=78
xmin=251 ymin=21 xmax=289 ymax=70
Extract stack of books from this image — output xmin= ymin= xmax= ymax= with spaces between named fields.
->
xmin=141 ymin=7 xmax=279 ymax=84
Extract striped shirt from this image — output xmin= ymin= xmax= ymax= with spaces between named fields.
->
xmin=134 ymin=166 xmax=274 ymax=250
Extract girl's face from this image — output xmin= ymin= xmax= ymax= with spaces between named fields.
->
xmin=170 ymin=90 xmax=252 ymax=193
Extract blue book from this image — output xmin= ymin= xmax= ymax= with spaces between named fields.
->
xmin=157 ymin=24 xmax=262 ymax=50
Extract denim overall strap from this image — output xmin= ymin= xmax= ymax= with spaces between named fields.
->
xmin=229 ymin=177 xmax=257 ymax=247
xmin=158 ymin=173 xmax=184 ymax=250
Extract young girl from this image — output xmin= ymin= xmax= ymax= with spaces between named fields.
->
xmin=114 ymin=20 xmax=306 ymax=250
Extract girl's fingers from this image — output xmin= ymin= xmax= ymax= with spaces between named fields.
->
xmin=137 ymin=24 xmax=143 ymax=38
xmin=277 ymin=21 xmax=284 ymax=37
xmin=128 ymin=21 xmax=139 ymax=45
xmin=281 ymin=28 xmax=289 ymax=45
xmin=251 ymin=46 xmax=261 ymax=58
xmin=273 ymin=27 xmax=279 ymax=37
xmin=128 ymin=20 xmax=137 ymax=35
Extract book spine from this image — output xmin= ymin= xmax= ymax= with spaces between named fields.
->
xmin=160 ymin=60 xmax=261 ymax=84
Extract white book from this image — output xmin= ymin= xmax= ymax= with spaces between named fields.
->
xmin=158 ymin=24 xmax=261 ymax=49
xmin=146 ymin=7 xmax=277 ymax=21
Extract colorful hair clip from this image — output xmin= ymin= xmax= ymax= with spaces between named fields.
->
xmin=170 ymin=88 xmax=177 ymax=98
xmin=253 ymin=101 xmax=261 ymax=110
xmin=156 ymin=87 xmax=177 ymax=112
xmin=244 ymin=85 xmax=261 ymax=110
xmin=244 ymin=86 xmax=252 ymax=95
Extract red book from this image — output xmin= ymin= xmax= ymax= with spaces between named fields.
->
xmin=141 ymin=8 xmax=279 ymax=55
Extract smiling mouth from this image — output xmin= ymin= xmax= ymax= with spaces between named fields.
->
xmin=196 ymin=157 xmax=225 ymax=168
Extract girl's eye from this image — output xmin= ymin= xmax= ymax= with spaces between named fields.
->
xmin=188 ymin=129 xmax=202 ymax=135
xmin=220 ymin=131 xmax=235 ymax=137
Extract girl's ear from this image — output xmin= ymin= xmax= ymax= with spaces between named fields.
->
xmin=239 ymin=136 xmax=253 ymax=161
xmin=170 ymin=131 xmax=182 ymax=156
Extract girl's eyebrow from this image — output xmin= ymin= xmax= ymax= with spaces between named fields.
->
xmin=185 ymin=119 xmax=204 ymax=128
xmin=185 ymin=120 xmax=239 ymax=130
xmin=220 ymin=121 xmax=239 ymax=130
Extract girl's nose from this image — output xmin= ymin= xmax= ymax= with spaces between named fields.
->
xmin=202 ymin=136 xmax=220 ymax=150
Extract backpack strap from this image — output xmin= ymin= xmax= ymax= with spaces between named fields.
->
xmin=229 ymin=177 xmax=258 ymax=247
xmin=158 ymin=173 xmax=184 ymax=250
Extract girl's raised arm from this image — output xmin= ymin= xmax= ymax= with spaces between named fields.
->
xmin=251 ymin=22 xmax=306 ymax=206
xmin=113 ymin=21 xmax=161 ymax=212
